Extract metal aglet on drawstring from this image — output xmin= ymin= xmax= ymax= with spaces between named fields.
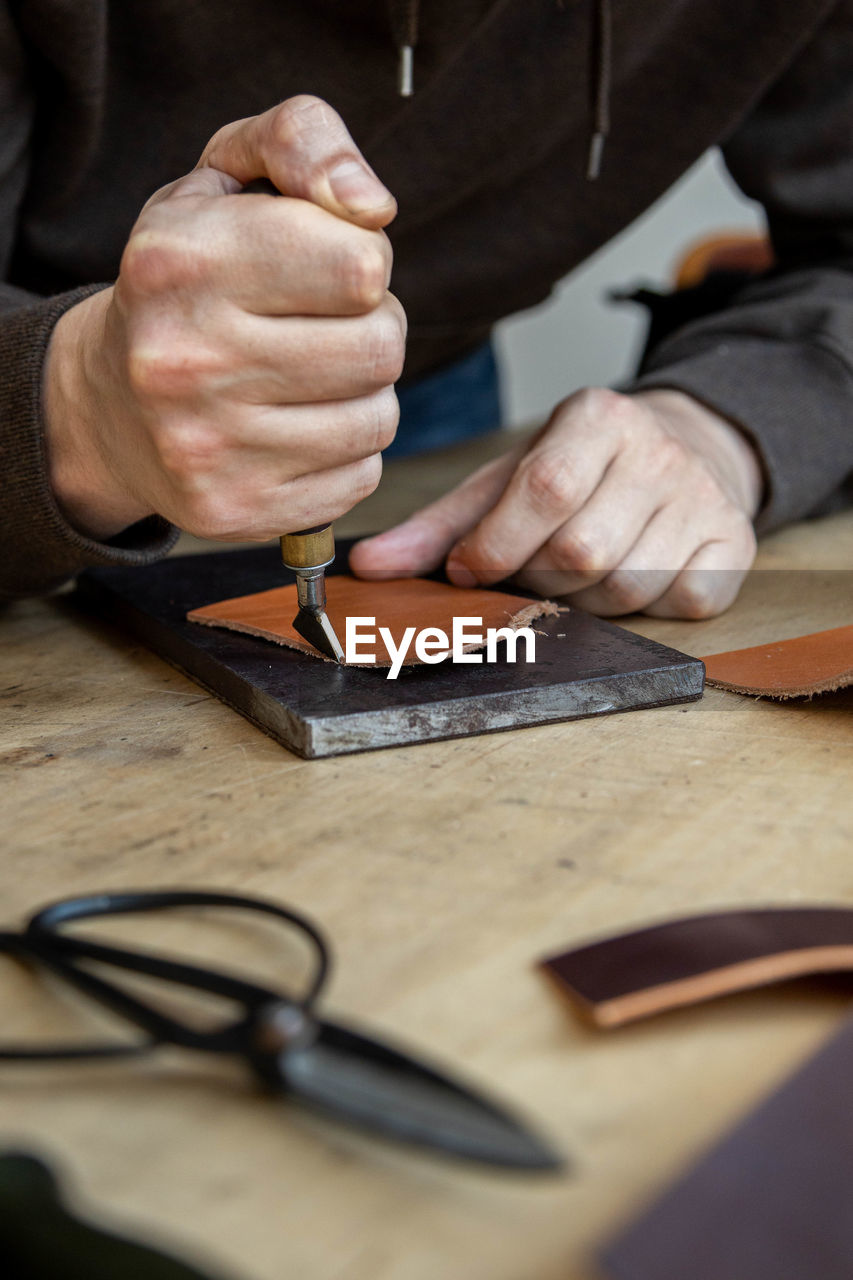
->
xmin=587 ymin=132 xmax=606 ymax=181
xmin=389 ymin=0 xmax=419 ymax=96
xmin=398 ymin=44 xmax=414 ymax=96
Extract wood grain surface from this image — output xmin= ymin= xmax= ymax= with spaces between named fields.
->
xmin=2 ymin=426 xmax=853 ymax=1280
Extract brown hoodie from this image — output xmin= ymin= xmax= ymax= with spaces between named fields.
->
xmin=1 ymin=0 xmax=852 ymax=599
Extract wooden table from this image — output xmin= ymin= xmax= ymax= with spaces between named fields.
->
xmin=2 ymin=429 xmax=852 ymax=1280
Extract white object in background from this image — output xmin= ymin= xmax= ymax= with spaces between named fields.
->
xmin=494 ymin=149 xmax=766 ymax=427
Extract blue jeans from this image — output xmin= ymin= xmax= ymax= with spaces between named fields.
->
xmin=386 ymin=340 xmax=502 ymax=460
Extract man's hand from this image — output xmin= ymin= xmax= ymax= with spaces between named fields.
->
xmin=44 ymin=96 xmax=404 ymax=542
xmin=350 ymin=388 xmax=764 ymax=619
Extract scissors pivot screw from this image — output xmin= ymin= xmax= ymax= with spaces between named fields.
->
xmin=255 ymin=1001 xmax=316 ymax=1053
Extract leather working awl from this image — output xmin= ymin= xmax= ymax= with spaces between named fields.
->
xmin=280 ymin=525 xmax=344 ymax=662
xmin=238 ymin=179 xmax=345 ymax=663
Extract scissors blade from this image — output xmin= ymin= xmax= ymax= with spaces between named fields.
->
xmin=262 ymin=1017 xmax=564 ymax=1171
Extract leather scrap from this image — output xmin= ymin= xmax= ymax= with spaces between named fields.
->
xmin=701 ymin=623 xmax=853 ymax=697
xmin=543 ymin=909 xmax=853 ymax=1278
xmin=541 ymin=907 xmax=853 ymax=1028
xmin=600 ymin=1013 xmax=853 ymax=1280
xmin=188 ymin=574 xmax=559 ymax=666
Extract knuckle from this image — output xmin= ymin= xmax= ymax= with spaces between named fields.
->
xmin=519 ymin=450 xmax=579 ymax=516
xmin=121 ymin=233 xmax=174 ymax=297
xmin=269 ymin=95 xmax=333 ymax=150
xmin=126 ymin=339 xmax=215 ymax=401
xmin=385 ymin=289 xmax=407 ymax=341
xmin=367 ymin=386 xmax=400 ymax=452
xmin=363 ymin=311 xmax=405 ymax=386
xmin=126 ymin=344 xmax=174 ymax=399
xmin=154 ymin=420 xmax=224 ymax=491
xmin=599 ymin=571 xmax=647 ymax=614
xmin=549 ymin=524 xmax=605 ymax=573
xmin=673 ymin=579 xmax=718 ymax=619
xmin=569 ymin=386 xmax=630 ymax=429
xmin=683 ymin=456 xmax=718 ymax=495
xmin=573 ymin=386 xmax=621 ymax=416
xmin=653 ymin=433 xmax=689 ymax=474
xmin=121 ymin=228 xmax=206 ymax=296
xmin=342 ymin=240 xmax=388 ymax=310
xmin=350 ymin=452 xmax=383 ymax=503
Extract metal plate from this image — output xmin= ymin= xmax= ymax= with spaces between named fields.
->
xmin=76 ymin=545 xmax=704 ymax=758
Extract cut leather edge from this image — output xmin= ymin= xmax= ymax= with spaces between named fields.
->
xmin=543 ymin=944 xmax=853 ymax=1029
xmin=704 ymin=673 xmax=852 ymax=698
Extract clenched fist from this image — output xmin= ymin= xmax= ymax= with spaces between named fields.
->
xmin=45 ymin=96 xmax=405 ymax=542
xmin=351 ymin=387 xmax=764 ymax=619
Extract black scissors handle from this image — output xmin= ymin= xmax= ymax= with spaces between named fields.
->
xmin=0 ymin=891 xmax=329 ymax=1059
xmin=0 ymin=929 xmax=153 ymax=1061
xmin=28 ymin=890 xmax=330 ymax=1008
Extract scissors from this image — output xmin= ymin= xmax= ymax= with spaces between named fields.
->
xmin=0 ymin=890 xmax=562 ymax=1171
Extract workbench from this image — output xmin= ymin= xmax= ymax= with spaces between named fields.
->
xmin=2 ymin=428 xmax=852 ymax=1280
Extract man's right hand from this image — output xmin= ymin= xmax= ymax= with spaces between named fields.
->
xmin=44 ymin=97 xmax=404 ymax=542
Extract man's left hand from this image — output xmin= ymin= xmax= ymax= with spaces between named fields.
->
xmin=349 ymin=388 xmax=763 ymax=619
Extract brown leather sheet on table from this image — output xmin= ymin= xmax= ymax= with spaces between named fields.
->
xmin=187 ymin=574 xmax=558 ymax=665
xmin=702 ymin=623 xmax=853 ymax=697
xmin=541 ymin=907 xmax=853 ymax=1028
xmin=600 ymin=1012 xmax=853 ymax=1280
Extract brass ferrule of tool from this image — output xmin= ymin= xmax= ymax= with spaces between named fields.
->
xmin=280 ymin=525 xmax=336 ymax=615
xmin=280 ymin=525 xmax=335 ymax=573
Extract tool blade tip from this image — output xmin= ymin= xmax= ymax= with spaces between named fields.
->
xmin=293 ymin=609 xmax=345 ymax=663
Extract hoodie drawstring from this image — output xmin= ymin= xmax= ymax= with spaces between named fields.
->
xmin=386 ymin=0 xmax=612 ymax=181
xmin=587 ymin=0 xmax=612 ymax=179
xmin=388 ymin=0 xmax=420 ymax=96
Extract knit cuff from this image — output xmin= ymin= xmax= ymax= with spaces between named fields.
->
xmin=629 ymin=337 xmax=853 ymax=535
xmin=0 ymin=285 xmax=178 ymax=600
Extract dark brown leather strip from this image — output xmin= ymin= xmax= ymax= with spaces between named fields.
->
xmin=188 ymin=575 xmax=558 ymax=666
xmin=600 ymin=1013 xmax=853 ymax=1280
xmin=702 ymin=623 xmax=853 ymax=697
xmin=541 ymin=908 xmax=853 ymax=1027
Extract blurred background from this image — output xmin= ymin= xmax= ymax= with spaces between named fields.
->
xmin=494 ymin=148 xmax=765 ymax=425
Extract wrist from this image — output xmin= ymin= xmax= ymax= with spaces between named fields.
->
xmin=43 ymin=288 xmax=153 ymax=541
xmin=633 ymin=388 xmax=765 ymax=520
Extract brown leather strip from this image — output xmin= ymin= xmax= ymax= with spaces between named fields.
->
xmin=600 ymin=1013 xmax=853 ymax=1280
xmin=188 ymin=575 xmax=558 ymax=666
xmin=701 ymin=623 xmax=853 ymax=697
xmin=541 ymin=908 xmax=853 ymax=1028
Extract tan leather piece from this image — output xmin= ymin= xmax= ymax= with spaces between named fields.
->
xmin=188 ymin=575 xmax=559 ymax=666
xmin=541 ymin=908 xmax=853 ymax=1028
xmin=702 ymin=623 xmax=853 ymax=697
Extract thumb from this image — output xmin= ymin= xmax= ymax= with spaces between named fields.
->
xmin=197 ymin=95 xmax=397 ymax=230
xmin=349 ymin=449 xmax=520 ymax=582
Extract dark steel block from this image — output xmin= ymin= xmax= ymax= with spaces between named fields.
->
xmin=76 ymin=545 xmax=704 ymax=758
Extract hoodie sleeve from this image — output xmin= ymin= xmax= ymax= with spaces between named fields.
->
xmin=0 ymin=8 xmax=177 ymax=604
xmin=630 ymin=0 xmax=853 ymax=534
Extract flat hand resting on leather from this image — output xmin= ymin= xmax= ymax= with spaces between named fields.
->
xmin=351 ymin=386 xmax=764 ymax=620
